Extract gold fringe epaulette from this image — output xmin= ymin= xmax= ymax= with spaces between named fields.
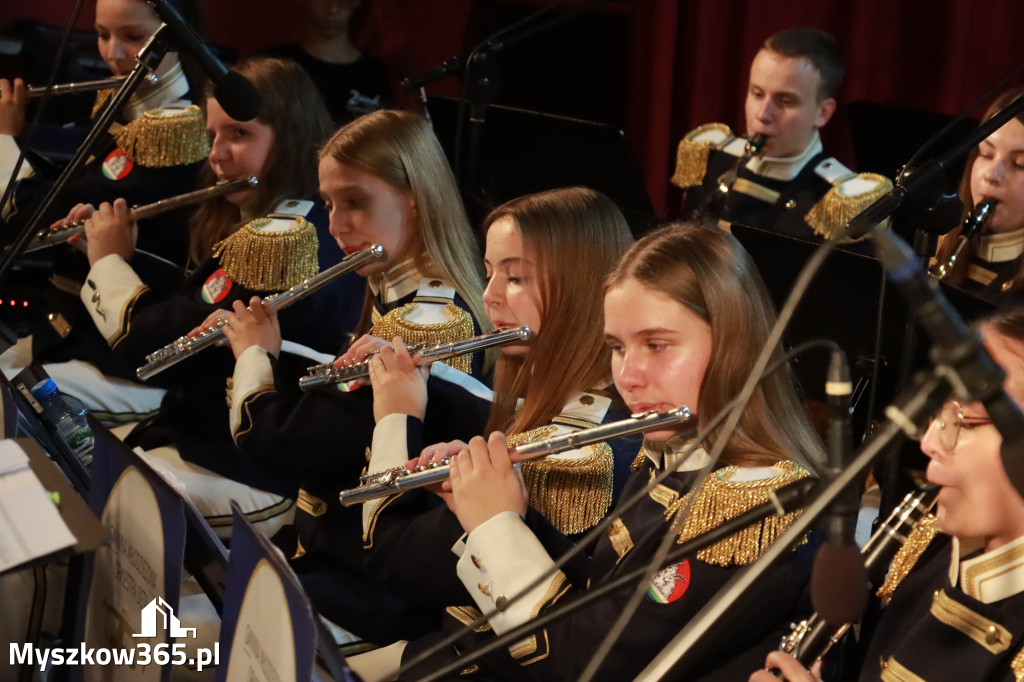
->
xmin=671 ymin=123 xmax=733 ymax=188
xmin=672 ymin=461 xmax=812 ymax=567
xmin=1012 ymin=644 xmax=1024 ymax=682
xmin=370 ymin=302 xmax=475 ymax=373
xmin=805 ymin=172 xmax=893 ymax=242
xmin=513 ymin=425 xmax=614 ymax=535
xmin=876 ymin=514 xmax=938 ymax=605
xmin=212 ymin=216 xmax=320 ymax=291
xmin=112 ymin=105 xmax=210 ymax=168
xmin=92 ymin=88 xmax=115 ymax=119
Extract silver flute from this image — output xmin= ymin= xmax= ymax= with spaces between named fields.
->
xmin=338 ymin=405 xmax=693 ymax=506
xmin=299 ymin=325 xmax=532 ymax=390
xmin=778 ymin=485 xmax=939 ymax=668
xmin=27 ymin=74 xmax=158 ymax=98
xmin=19 ymin=177 xmax=258 ymax=255
xmin=136 ymin=244 xmax=385 ymax=381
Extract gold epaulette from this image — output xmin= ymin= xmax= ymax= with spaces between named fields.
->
xmin=805 ymin=172 xmax=893 ymax=242
xmin=111 ymin=105 xmax=210 ymax=168
xmin=876 ymin=514 xmax=938 ymax=605
xmin=1012 ymin=645 xmax=1024 ymax=682
xmin=92 ymin=88 xmax=115 ymax=119
xmin=370 ymin=302 xmax=475 ymax=373
xmin=671 ymin=123 xmax=733 ymax=188
xmin=212 ymin=215 xmax=320 ymax=291
xmin=672 ymin=460 xmax=812 ymax=567
xmin=512 ymin=425 xmax=614 ymax=535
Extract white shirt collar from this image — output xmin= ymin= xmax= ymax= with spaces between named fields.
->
xmin=747 ymin=131 xmax=823 ymax=181
xmin=367 ymin=257 xmax=421 ymax=305
xmin=642 ymin=437 xmax=712 ymax=472
xmin=123 ymin=60 xmax=191 ymax=121
xmin=976 ymin=226 xmax=1024 ymax=263
xmin=950 ymin=534 xmax=1024 ymax=604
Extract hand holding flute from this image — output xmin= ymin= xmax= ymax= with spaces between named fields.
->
xmin=193 ymin=295 xmax=283 ymax=360
xmin=0 ymin=77 xmax=26 ymax=137
xmin=79 ymin=198 xmax=138 ymax=265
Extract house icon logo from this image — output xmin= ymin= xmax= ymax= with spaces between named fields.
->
xmin=133 ymin=597 xmax=196 ymax=639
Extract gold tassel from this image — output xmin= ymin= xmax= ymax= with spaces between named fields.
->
xmin=112 ymin=105 xmax=211 ymax=168
xmin=805 ymin=173 xmax=893 ymax=242
xmin=671 ymin=122 xmax=733 ymax=188
xmin=672 ymin=461 xmax=812 ymax=567
xmin=514 ymin=422 xmax=613 ymax=535
xmin=212 ymin=216 xmax=320 ymax=291
xmin=92 ymin=88 xmax=114 ymax=119
xmin=876 ymin=515 xmax=938 ymax=605
xmin=1011 ymin=644 xmax=1024 ymax=682
xmin=370 ymin=302 xmax=476 ymax=373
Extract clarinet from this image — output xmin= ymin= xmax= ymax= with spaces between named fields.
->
xmin=16 ymin=177 xmax=258 ymax=255
xmin=136 ymin=244 xmax=385 ymax=381
xmin=338 ymin=406 xmax=693 ymax=506
xmin=698 ymin=133 xmax=766 ymax=220
xmin=930 ymin=198 xmax=998 ymax=280
xmin=298 ymin=325 xmax=532 ymax=390
xmin=778 ymin=485 xmax=939 ymax=667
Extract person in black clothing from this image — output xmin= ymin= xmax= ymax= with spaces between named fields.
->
xmin=255 ymin=0 xmax=390 ymax=125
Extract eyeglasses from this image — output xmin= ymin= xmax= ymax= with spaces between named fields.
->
xmin=924 ymin=401 xmax=994 ymax=451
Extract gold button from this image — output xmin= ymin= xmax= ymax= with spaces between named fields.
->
xmin=580 ymin=395 xmax=595 ymax=406
xmin=785 ymin=199 xmax=797 ymax=210
xmin=478 ymin=583 xmax=491 ymax=596
xmin=495 ymin=595 xmax=508 ymax=609
xmin=429 ymin=279 xmax=443 ymax=288
xmin=986 ymin=626 xmax=1001 ymax=644
xmin=287 ymin=200 xmax=300 ymax=207
xmin=1002 ymin=280 xmax=1013 ymax=292
xmin=471 ymin=555 xmax=482 ymax=569
xmin=91 ymin=291 xmax=100 ymax=302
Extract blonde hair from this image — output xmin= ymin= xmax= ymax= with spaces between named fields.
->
xmin=484 ymin=188 xmax=634 ymax=435
xmin=188 ymin=56 xmax=332 ymax=266
xmin=319 ymin=110 xmax=488 ymax=338
xmin=606 ymin=222 xmax=824 ymax=469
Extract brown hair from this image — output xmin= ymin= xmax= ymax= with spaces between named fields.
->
xmin=764 ymin=27 xmax=845 ymax=102
xmin=188 ymin=56 xmax=332 ymax=266
xmin=318 ymin=109 xmax=488 ymax=338
xmin=605 ymin=222 xmax=824 ymax=469
xmin=484 ymin=188 xmax=634 ymax=435
xmin=936 ymin=87 xmax=1024 ymax=287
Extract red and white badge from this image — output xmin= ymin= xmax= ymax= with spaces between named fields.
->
xmin=646 ymin=559 xmax=691 ymax=604
xmin=101 ymin=148 xmax=134 ymax=180
xmin=201 ymin=267 xmax=233 ymax=304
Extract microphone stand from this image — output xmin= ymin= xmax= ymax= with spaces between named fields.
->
xmin=0 ymin=27 xmax=169 ymax=286
xmin=412 ymin=477 xmax=820 ymax=682
xmin=636 ymin=371 xmax=948 ymax=679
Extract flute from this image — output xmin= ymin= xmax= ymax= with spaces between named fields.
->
xmin=777 ymin=485 xmax=939 ymax=668
xmin=338 ymin=406 xmax=693 ymax=506
xmin=136 ymin=244 xmax=385 ymax=381
xmin=18 ymin=177 xmax=258 ymax=255
xmin=299 ymin=325 xmax=532 ymax=390
xmin=27 ymin=74 xmax=157 ymax=98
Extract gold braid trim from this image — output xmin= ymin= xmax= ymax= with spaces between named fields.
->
xmin=520 ymin=437 xmax=614 ymax=535
xmin=445 ymin=605 xmax=491 ymax=632
xmin=671 ymin=122 xmax=732 ymax=188
xmin=1011 ymin=644 xmax=1024 ymax=682
xmin=212 ymin=216 xmax=320 ymax=291
xmin=876 ymin=515 xmax=939 ymax=605
xmin=112 ymin=105 xmax=211 ymax=167
xmin=805 ymin=173 xmax=894 ymax=243
xmin=370 ymin=302 xmax=475 ymax=373
xmin=92 ymin=88 xmax=115 ymax=119
xmin=672 ymin=461 xmax=812 ymax=567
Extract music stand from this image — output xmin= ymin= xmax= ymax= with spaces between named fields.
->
xmin=426 ymin=95 xmax=656 ymax=235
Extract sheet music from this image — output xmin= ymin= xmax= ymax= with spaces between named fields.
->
xmin=0 ymin=439 xmax=76 ymax=572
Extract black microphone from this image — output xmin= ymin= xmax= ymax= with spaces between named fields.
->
xmin=145 ymin=0 xmax=262 ymax=121
xmin=809 ymin=349 xmax=869 ymax=625
xmin=401 ymin=56 xmax=464 ymax=92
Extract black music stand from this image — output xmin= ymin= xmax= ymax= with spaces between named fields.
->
xmin=426 ymin=95 xmax=656 ymax=235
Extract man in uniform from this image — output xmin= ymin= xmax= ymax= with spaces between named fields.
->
xmin=674 ymin=26 xmax=889 ymax=242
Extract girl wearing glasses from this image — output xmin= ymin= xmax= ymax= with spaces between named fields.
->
xmin=752 ymin=307 xmax=1024 ymax=681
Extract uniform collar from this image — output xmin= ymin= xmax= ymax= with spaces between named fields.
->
xmin=747 ymin=131 xmax=823 ymax=182
xmin=642 ymin=437 xmax=712 ymax=472
xmin=123 ymin=60 xmax=191 ymax=121
xmin=367 ymin=257 xmax=422 ymax=305
xmin=976 ymin=226 xmax=1024 ymax=263
xmin=950 ymin=534 xmax=1024 ymax=604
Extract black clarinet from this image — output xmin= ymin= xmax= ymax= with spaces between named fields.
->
xmin=778 ymin=485 xmax=939 ymax=667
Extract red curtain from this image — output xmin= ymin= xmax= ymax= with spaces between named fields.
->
xmin=626 ymin=0 xmax=1024 ymax=217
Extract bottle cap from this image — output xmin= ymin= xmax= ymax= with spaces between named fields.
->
xmin=29 ymin=378 xmax=58 ymax=399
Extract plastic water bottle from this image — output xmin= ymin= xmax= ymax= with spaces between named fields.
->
xmin=30 ymin=378 xmax=94 ymax=465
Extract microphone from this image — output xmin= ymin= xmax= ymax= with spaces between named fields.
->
xmin=809 ymin=349 xmax=868 ymax=625
xmin=145 ymin=0 xmax=262 ymax=121
xmin=401 ymin=56 xmax=464 ymax=92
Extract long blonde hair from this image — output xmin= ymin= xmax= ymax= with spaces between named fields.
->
xmin=606 ymin=222 xmax=824 ymax=469
xmin=319 ymin=110 xmax=487 ymax=337
xmin=485 ymin=188 xmax=634 ymax=435
xmin=188 ymin=56 xmax=332 ymax=266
